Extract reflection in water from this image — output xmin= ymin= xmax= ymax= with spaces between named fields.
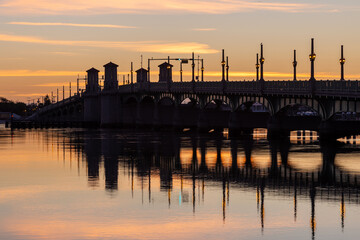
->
xmin=1 ymin=128 xmax=360 ymax=240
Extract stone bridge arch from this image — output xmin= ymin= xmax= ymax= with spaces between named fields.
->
xmin=203 ymin=94 xmax=233 ymax=109
xmin=235 ymin=95 xmax=273 ymax=113
xmin=179 ymin=93 xmax=200 ymax=106
xmin=271 ymin=97 xmax=326 ymax=119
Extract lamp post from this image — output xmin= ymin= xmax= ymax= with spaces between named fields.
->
xmin=309 ymin=38 xmax=316 ymax=82
xmin=340 ymin=45 xmax=345 ymax=81
xmin=221 ymin=49 xmax=225 ymax=81
xmin=256 ymin=53 xmax=259 ymax=81
xmin=260 ymin=44 xmax=265 ymax=81
xmin=192 ymin=52 xmax=195 ymax=82
xmin=226 ymin=56 xmax=229 ymax=81
xmin=201 ymin=59 xmax=204 ymax=82
xmin=293 ymin=50 xmax=297 ymax=81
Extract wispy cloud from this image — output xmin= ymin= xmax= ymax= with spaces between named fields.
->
xmin=0 ymin=33 xmax=218 ymax=54
xmin=8 ymin=22 xmax=136 ymax=29
xmin=193 ymin=28 xmax=216 ymax=31
xmin=0 ymin=69 xmax=80 ymax=77
xmin=0 ymin=0 xmax=329 ymax=16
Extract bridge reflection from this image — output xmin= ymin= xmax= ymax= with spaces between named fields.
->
xmin=48 ymin=129 xmax=360 ymax=238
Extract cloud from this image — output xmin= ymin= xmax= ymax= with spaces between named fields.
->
xmin=0 ymin=33 xmax=218 ymax=54
xmin=0 ymin=0 xmax=328 ymax=15
xmin=8 ymin=22 xmax=136 ymax=29
xmin=0 ymin=69 xmax=80 ymax=77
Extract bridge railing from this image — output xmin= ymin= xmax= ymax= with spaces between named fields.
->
xmin=171 ymin=82 xmax=193 ymax=92
xmin=264 ymin=81 xmax=311 ymax=94
xmin=316 ymin=80 xmax=360 ymax=96
xmin=225 ymin=81 xmax=260 ymax=94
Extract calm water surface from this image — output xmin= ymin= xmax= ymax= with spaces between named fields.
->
xmin=0 ymin=128 xmax=360 ymax=240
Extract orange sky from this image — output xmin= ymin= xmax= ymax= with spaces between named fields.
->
xmin=1 ymin=0 xmax=360 ymax=102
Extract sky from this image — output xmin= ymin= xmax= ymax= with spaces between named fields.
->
xmin=1 ymin=0 xmax=360 ymax=102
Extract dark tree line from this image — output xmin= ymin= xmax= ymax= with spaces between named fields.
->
xmin=0 ymin=97 xmax=27 ymax=116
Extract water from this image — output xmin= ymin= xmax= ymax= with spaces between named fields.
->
xmin=0 ymin=128 xmax=360 ymax=240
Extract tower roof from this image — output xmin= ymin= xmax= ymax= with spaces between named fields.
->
xmin=86 ymin=67 xmax=100 ymax=73
xmin=136 ymin=67 xmax=148 ymax=73
xmin=103 ymin=61 xmax=119 ymax=67
xmin=158 ymin=62 xmax=173 ymax=68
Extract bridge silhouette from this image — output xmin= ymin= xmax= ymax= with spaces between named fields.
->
xmin=22 ymin=39 xmax=360 ymax=138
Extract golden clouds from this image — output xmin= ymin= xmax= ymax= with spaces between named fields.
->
xmin=0 ymin=34 xmax=218 ymax=54
xmin=8 ymin=22 xmax=136 ymax=29
xmin=0 ymin=0 xmax=326 ymax=15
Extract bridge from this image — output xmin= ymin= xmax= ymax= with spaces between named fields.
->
xmin=30 ymin=40 xmax=360 ymax=138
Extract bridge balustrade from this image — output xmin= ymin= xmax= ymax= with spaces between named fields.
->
xmin=264 ymin=81 xmax=310 ymax=95
xmin=315 ymin=80 xmax=360 ymax=97
xmin=194 ymin=81 xmax=222 ymax=93
xmin=171 ymin=82 xmax=193 ymax=92
xmin=149 ymin=82 xmax=168 ymax=92
xmin=226 ymin=81 xmax=260 ymax=94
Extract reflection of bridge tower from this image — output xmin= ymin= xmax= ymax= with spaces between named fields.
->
xmin=84 ymin=132 xmax=102 ymax=187
xmin=102 ymin=131 xmax=120 ymax=192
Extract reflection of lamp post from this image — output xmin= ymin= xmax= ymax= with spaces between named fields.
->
xmin=260 ymin=44 xmax=265 ymax=81
xmin=309 ymin=38 xmax=316 ymax=82
xmin=293 ymin=50 xmax=297 ymax=81
xmin=256 ymin=53 xmax=259 ymax=81
xmin=340 ymin=45 xmax=345 ymax=81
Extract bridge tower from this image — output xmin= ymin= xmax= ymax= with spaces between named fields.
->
xmin=84 ymin=67 xmax=101 ymax=126
xmin=86 ymin=67 xmax=100 ymax=93
xmin=136 ymin=68 xmax=148 ymax=83
xmin=103 ymin=62 xmax=119 ymax=90
xmin=101 ymin=62 xmax=120 ymax=127
xmin=159 ymin=62 xmax=173 ymax=83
